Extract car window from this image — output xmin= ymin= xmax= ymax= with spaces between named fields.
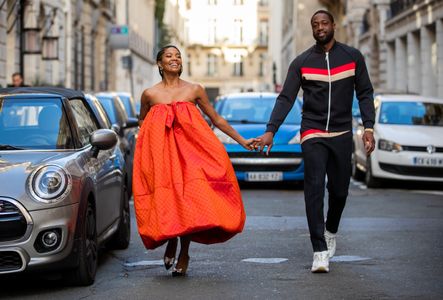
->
xmin=92 ymin=98 xmax=112 ymax=129
xmin=352 ymin=97 xmax=360 ymax=118
xmin=379 ymin=101 xmax=443 ymax=126
xmin=118 ymin=94 xmax=136 ymax=118
xmin=96 ymin=96 xmax=117 ymax=124
xmin=0 ymin=97 xmax=73 ymax=149
xmin=219 ymin=96 xmax=302 ymax=124
xmin=70 ymin=99 xmax=99 ymax=147
xmin=115 ymin=97 xmax=128 ymax=124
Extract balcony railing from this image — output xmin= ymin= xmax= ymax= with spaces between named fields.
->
xmin=389 ymin=0 xmax=424 ymax=19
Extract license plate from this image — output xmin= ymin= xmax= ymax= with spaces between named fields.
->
xmin=246 ymin=172 xmax=283 ymax=182
xmin=413 ymin=157 xmax=443 ymax=166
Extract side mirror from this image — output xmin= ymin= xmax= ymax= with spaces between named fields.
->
xmin=90 ymin=129 xmax=117 ymax=158
xmin=125 ymin=117 xmax=139 ymax=129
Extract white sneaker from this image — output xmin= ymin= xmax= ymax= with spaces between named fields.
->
xmin=311 ymin=251 xmax=329 ymax=273
xmin=324 ymin=230 xmax=336 ymax=258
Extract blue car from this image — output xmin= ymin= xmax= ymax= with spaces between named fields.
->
xmin=213 ymin=92 xmax=304 ymax=182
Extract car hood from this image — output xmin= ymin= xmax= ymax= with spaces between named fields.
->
xmin=0 ymin=151 xmax=77 ymax=207
xmin=376 ymin=125 xmax=443 ymax=147
xmin=230 ymin=124 xmax=300 ymax=145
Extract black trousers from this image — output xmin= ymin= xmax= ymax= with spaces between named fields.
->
xmin=301 ymin=132 xmax=352 ymax=252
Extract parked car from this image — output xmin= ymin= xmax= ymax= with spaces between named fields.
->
xmin=213 ymin=92 xmax=304 ymax=182
xmin=94 ymin=92 xmax=138 ymax=197
xmin=352 ymin=94 xmax=443 ymax=187
xmin=0 ymin=87 xmax=130 ymax=285
xmin=114 ymin=92 xmax=138 ymax=119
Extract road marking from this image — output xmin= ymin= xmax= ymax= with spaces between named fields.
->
xmin=124 ymin=260 xmax=164 ymax=267
xmin=411 ymin=190 xmax=443 ymax=196
xmin=330 ymin=255 xmax=371 ymax=262
xmin=242 ymin=258 xmax=288 ymax=264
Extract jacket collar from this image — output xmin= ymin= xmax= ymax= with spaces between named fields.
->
xmin=314 ymin=40 xmax=337 ymax=53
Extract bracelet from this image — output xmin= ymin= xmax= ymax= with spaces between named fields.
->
xmin=364 ymin=128 xmax=374 ymax=133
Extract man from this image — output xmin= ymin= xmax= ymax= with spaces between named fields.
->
xmin=10 ymin=72 xmax=26 ymax=87
xmin=258 ymin=10 xmax=375 ymax=273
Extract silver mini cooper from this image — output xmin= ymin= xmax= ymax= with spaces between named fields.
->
xmin=0 ymin=87 xmax=134 ymax=285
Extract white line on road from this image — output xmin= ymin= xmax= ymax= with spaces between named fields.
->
xmin=124 ymin=260 xmax=164 ymax=267
xmin=410 ymin=190 xmax=443 ymax=196
xmin=242 ymin=258 xmax=288 ymax=264
xmin=330 ymin=256 xmax=371 ymax=262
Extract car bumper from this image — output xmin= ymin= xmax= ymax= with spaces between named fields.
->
xmin=0 ymin=202 xmax=79 ymax=274
xmin=225 ymin=144 xmax=304 ymax=182
xmin=372 ymin=150 xmax=443 ymax=182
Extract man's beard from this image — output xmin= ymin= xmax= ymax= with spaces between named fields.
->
xmin=314 ymin=31 xmax=334 ymax=45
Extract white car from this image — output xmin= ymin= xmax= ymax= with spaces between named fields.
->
xmin=352 ymin=94 xmax=443 ymax=187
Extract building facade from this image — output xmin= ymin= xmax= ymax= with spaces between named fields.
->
xmin=183 ymin=0 xmax=272 ymax=100
xmin=112 ymin=0 xmax=158 ymax=101
xmin=272 ymin=0 xmax=346 ymax=90
xmin=1 ymin=0 xmax=158 ymax=102
xmin=343 ymin=0 xmax=443 ymax=97
xmin=0 ymin=0 xmax=116 ymax=91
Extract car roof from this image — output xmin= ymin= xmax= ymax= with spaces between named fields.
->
xmin=95 ymin=91 xmax=129 ymax=98
xmin=376 ymin=94 xmax=443 ymax=103
xmin=218 ymin=92 xmax=278 ymax=99
xmin=0 ymin=87 xmax=85 ymax=99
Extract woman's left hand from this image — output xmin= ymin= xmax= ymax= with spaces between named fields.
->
xmin=241 ymin=138 xmax=261 ymax=151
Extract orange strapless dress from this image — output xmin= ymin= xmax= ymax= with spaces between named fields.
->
xmin=132 ymin=101 xmax=246 ymax=249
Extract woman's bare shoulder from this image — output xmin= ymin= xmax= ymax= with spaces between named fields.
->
xmin=141 ymin=83 xmax=163 ymax=101
xmin=180 ymin=80 xmax=204 ymax=94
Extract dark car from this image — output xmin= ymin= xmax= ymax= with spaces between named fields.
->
xmin=0 ymin=87 xmax=130 ymax=285
xmin=94 ymin=92 xmax=138 ymax=197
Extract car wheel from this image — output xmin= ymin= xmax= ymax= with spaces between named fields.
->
xmin=65 ymin=201 xmax=98 ymax=286
xmin=351 ymin=151 xmax=365 ymax=181
xmin=108 ymin=185 xmax=131 ymax=249
xmin=365 ymin=157 xmax=381 ymax=188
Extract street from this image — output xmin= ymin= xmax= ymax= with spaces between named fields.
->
xmin=2 ymin=180 xmax=443 ymax=300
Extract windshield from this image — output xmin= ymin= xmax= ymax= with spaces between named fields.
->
xmin=219 ymin=96 xmax=302 ymax=124
xmin=96 ymin=96 xmax=117 ymax=124
xmin=118 ymin=95 xmax=135 ymax=118
xmin=379 ymin=101 xmax=443 ymax=126
xmin=0 ymin=97 xmax=73 ymax=149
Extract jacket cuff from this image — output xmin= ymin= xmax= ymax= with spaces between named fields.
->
xmin=363 ymin=120 xmax=374 ymax=129
xmin=266 ymin=124 xmax=277 ymax=134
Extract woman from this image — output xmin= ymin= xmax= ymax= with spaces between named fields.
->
xmin=133 ymin=45 xmax=258 ymax=276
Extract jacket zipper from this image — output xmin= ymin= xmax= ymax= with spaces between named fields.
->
xmin=325 ymin=52 xmax=331 ymax=131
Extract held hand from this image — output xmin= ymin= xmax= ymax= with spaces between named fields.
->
xmin=241 ymin=138 xmax=261 ymax=151
xmin=257 ymin=132 xmax=274 ymax=156
xmin=362 ymin=131 xmax=375 ymax=156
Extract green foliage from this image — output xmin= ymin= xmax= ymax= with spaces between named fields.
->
xmin=155 ymin=0 xmax=166 ymax=21
xmin=155 ymin=0 xmax=172 ymax=48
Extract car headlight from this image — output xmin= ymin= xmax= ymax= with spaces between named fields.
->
xmin=213 ymin=128 xmax=238 ymax=144
xmin=28 ymin=165 xmax=72 ymax=203
xmin=288 ymin=131 xmax=301 ymax=144
xmin=378 ymin=139 xmax=402 ymax=152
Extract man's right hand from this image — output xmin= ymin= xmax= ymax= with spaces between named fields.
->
xmin=257 ymin=132 xmax=274 ymax=156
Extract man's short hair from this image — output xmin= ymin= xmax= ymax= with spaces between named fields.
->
xmin=12 ymin=72 xmax=22 ymax=78
xmin=311 ymin=10 xmax=335 ymax=24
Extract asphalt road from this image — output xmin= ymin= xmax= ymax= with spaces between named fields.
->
xmin=2 ymin=180 xmax=443 ymax=300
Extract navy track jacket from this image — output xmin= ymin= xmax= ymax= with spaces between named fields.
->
xmin=266 ymin=41 xmax=375 ymax=135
